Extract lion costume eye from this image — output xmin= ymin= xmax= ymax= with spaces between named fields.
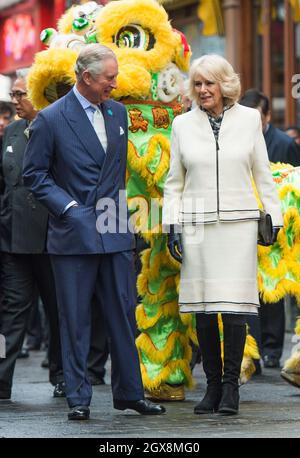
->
xmin=114 ymin=25 xmax=155 ymax=50
xmin=73 ymin=17 xmax=90 ymax=32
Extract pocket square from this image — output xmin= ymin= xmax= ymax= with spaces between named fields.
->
xmin=120 ymin=126 xmax=124 ymax=135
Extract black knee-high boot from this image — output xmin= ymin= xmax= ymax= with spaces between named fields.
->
xmin=194 ymin=317 xmax=222 ymax=414
xmin=218 ymin=322 xmax=246 ymax=415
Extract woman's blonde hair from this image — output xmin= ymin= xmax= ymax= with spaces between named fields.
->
xmin=188 ymin=54 xmax=241 ymax=107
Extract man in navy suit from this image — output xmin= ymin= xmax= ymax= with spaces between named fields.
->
xmin=23 ymin=44 xmax=165 ymax=420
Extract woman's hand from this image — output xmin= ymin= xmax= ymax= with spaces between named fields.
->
xmin=271 ymin=227 xmax=281 ymax=244
xmin=167 ymin=225 xmax=183 ymax=263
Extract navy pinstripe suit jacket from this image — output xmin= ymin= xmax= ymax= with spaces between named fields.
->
xmin=23 ymin=90 xmax=135 ymax=255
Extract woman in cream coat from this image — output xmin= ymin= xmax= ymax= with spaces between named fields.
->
xmin=163 ymin=55 xmax=283 ymax=415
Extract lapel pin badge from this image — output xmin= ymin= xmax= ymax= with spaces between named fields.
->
xmin=107 ymin=109 xmax=113 ymax=116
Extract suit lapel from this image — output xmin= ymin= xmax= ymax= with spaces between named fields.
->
xmin=5 ymin=120 xmax=27 ymax=162
xmin=62 ymin=91 xmax=105 ymax=167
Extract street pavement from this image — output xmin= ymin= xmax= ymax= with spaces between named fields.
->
xmin=1 ymin=333 xmax=300 ymax=438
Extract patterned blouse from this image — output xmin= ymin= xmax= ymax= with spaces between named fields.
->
xmin=201 ymin=105 xmax=233 ymax=142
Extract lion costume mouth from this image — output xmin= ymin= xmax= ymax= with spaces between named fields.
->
xmin=44 ymin=81 xmax=74 ymax=104
xmin=28 ymin=48 xmax=77 ymax=110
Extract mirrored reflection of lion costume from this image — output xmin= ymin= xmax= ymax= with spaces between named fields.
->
xmin=29 ymin=0 xmax=293 ymax=398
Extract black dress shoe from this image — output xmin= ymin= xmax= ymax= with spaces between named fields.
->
xmin=88 ymin=375 xmax=105 ymax=386
xmin=26 ymin=343 xmax=41 ymax=351
xmin=263 ymin=355 xmax=280 ymax=368
xmin=53 ymin=381 xmax=66 ymax=398
xmin=0 ymin=390 xmax=11 ymax=400
xmin=41 ymin=356 xmax=49 ymax=368
xmin=68 ymin=406 xmax=90 ymax=421
xmin=113 ymin=398 xmax=166 ymax=415
xmin=17 ymin=347 xmax=30 ymax=359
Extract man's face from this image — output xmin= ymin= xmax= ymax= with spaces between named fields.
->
xmin=257 ymin=106 xmax=271 ymax=133
xmin=10 ymin=78 xmax=37 ymax=121
xmin=82 ymin=58 xmax=118 ymax=104
xmin=0 ymin=111 xmax=12 ymax=138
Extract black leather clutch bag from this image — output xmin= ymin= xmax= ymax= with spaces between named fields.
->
xmin=257 ymin=210 xmax=273 ymax=246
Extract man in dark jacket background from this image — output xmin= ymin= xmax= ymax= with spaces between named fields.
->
xmin=0 ymin=68 xmax=65 ymax=399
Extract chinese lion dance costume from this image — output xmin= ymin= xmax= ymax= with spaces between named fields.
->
xmin=27 ymin=0 xmax=300 ymax=399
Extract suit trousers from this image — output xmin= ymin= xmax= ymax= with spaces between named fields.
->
xmin=51 ymin=251 xmax=144 ymax=408
xmin=26 ymin=292 xmax=47 ymax=350
xmin=87 ymin=294 xmax=109 ymax=381
xmin=259 ymin=298 xmax=285 ymax=361
xmin=0 ymin=253 xmax=63 ymax=396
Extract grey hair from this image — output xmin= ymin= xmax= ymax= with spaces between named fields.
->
xmin=74 ymin=44 xmax=116 ymax=81
xmin=16 ymin=67 xmax=31 ymax=81
xmin=189 ymin=54 xmax=241 ymax=106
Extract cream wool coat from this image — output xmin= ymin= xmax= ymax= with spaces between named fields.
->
xmin=163 ymin=103 xmax=283 ymax=227
xmin=163 ymin=103 xmax=283 ymax=314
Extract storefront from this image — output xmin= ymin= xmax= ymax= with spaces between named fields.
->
xmin=0 ymin=0 xmax=66 ymax=75
xmin=0 ymin=0 xmax=298 ymax=125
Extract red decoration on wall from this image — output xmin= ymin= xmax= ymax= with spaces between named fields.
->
xmin=0 ymin=0 xmax=62 ymax=74
xmin=4 ymin=14 xmax=36 ymax=61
